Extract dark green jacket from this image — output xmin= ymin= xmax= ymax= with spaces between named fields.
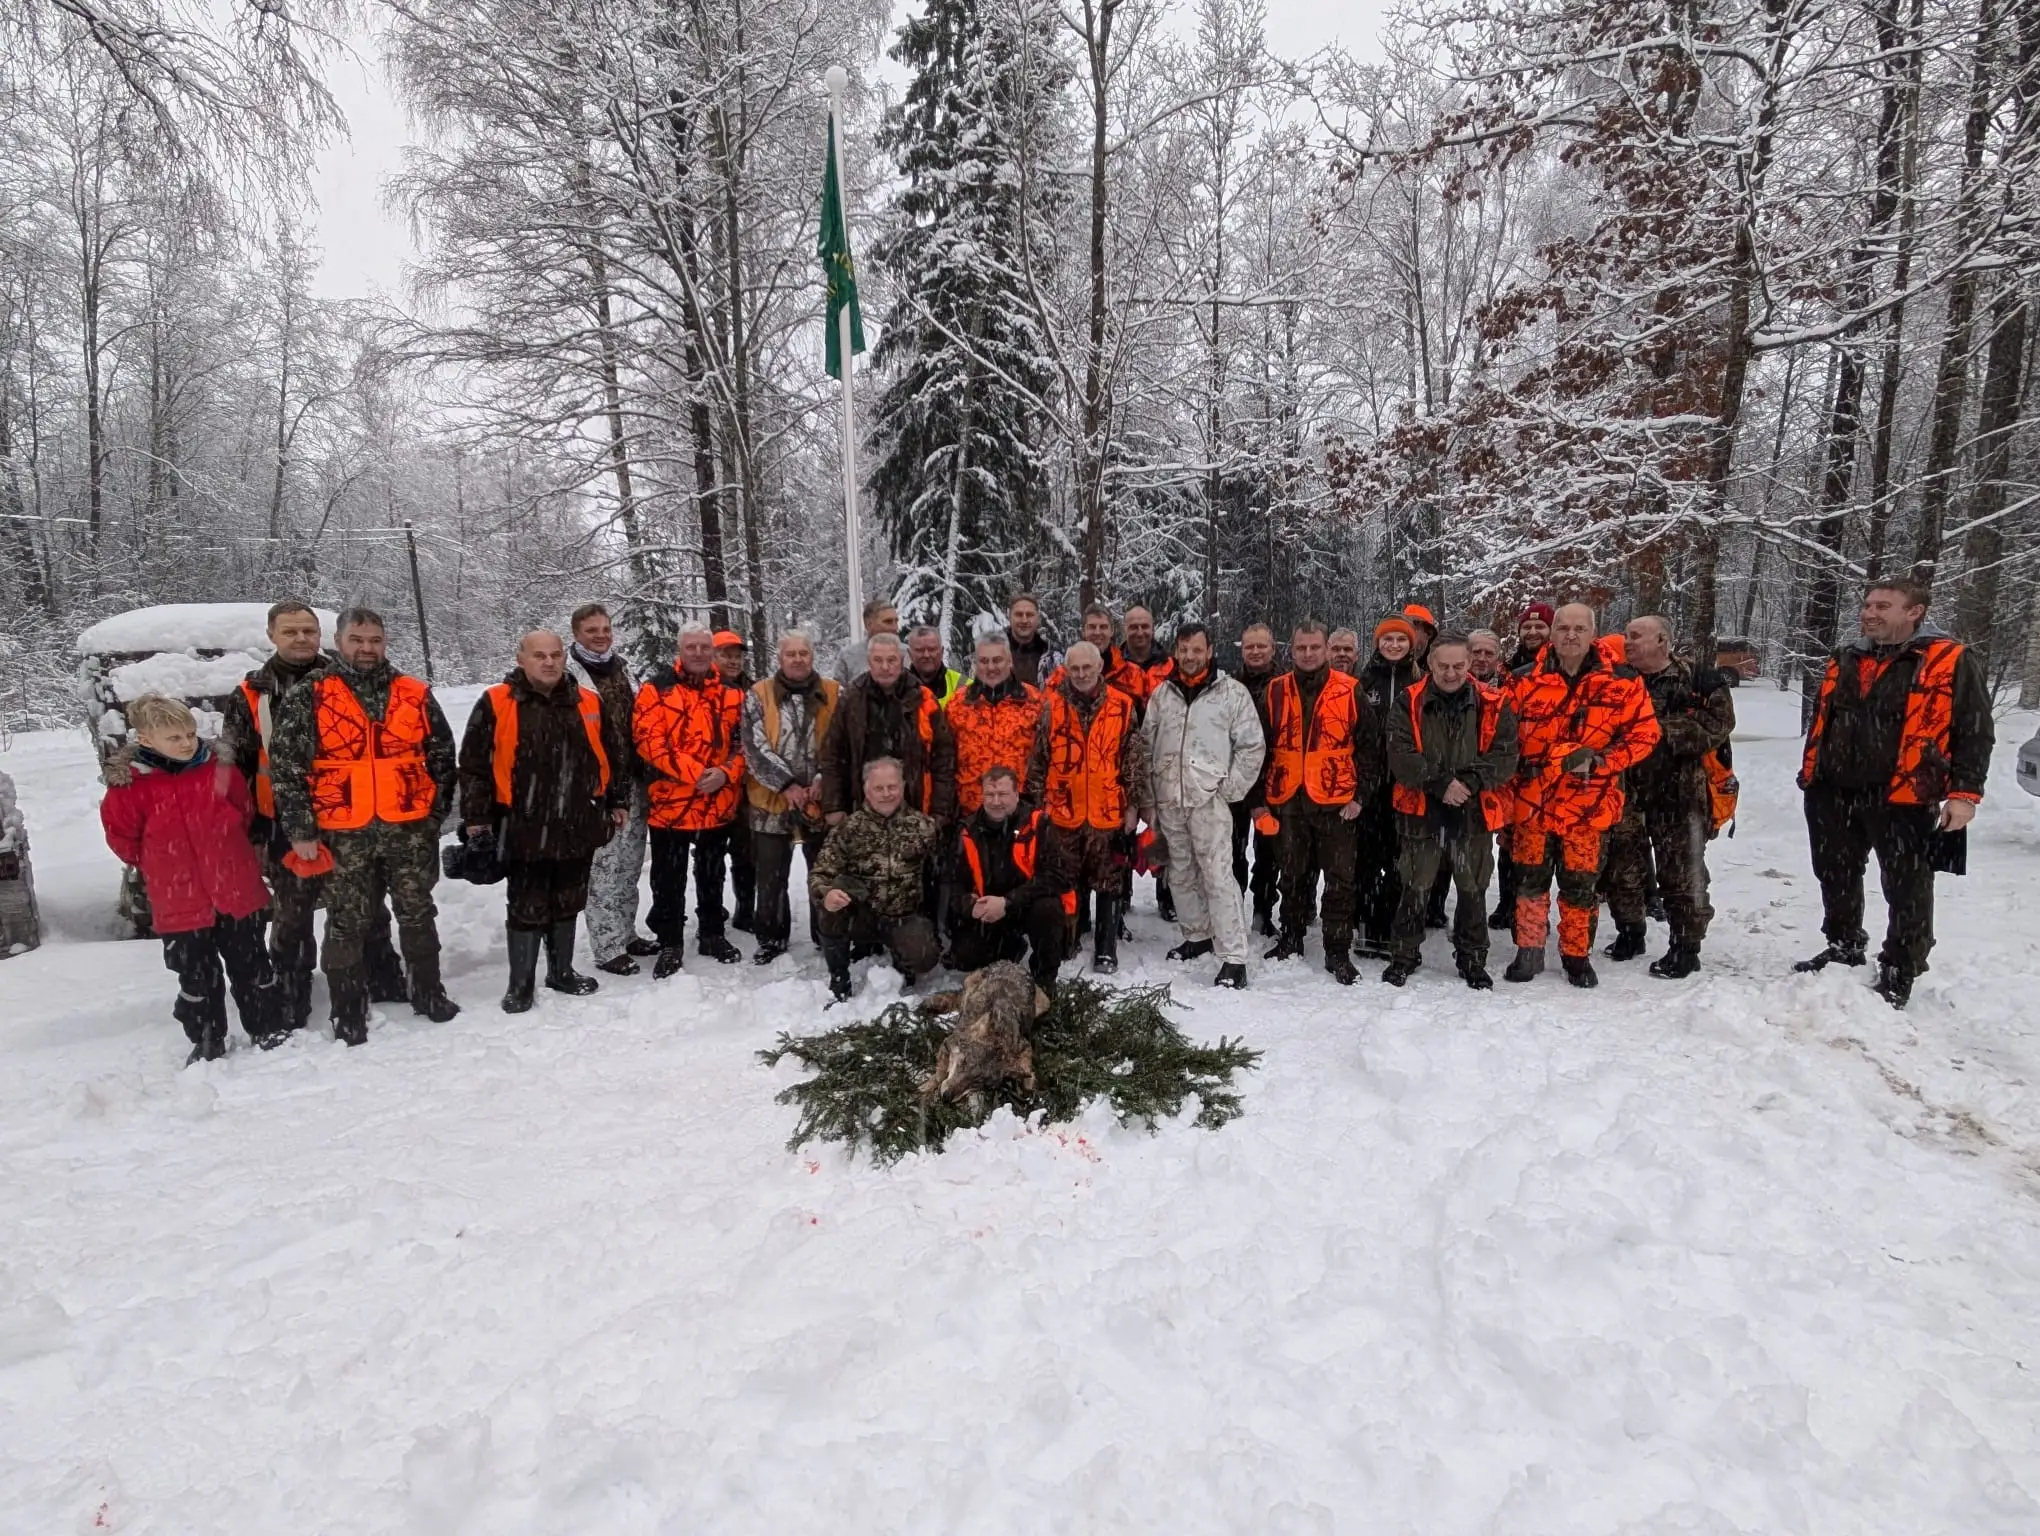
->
xmin=1386 ymin=680 xmax=1520 ymax=824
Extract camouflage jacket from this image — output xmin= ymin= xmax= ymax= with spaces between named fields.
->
xmin=807 ymin=804 xmax=940 ymax=919
xmin=269 ymin=659 xmax=458 ymax=843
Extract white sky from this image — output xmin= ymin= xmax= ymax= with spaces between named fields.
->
xmin=307 ymin=0 xmax=1389 ymax=302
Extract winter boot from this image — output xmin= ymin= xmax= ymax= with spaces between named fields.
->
xmin=1264 ymin=932 xmax=1306 ymax=962
xmin=1381 ymin=956 xmax=1419 ymax=987
xmin=1503 ymin=946 xmax=1546 ymax=984
xmin=597 ymin=953 xmax=640 ymax=977
xmin=281 ymin=964 xmax=314 ymax=1033
xmin=1155 ymin=881 xmax=1178 ymax=923
xmin=1075 ymin=889 xmax=1093 ymax=942
xmin=698 ymin=931 xmax=742 ymax=965
xmin=827 ymin=969 xmax=855 ymax=1003
xmin=1487 ymin=901 xmax=1513 ymax=932
xmin=1649 ymin=941 xmax=1701 ymax=980
xmin=654 ymin=944 xmax=686 ymax=979
xmin=1325 ymin=944 xmax=1359 ymax=986
xmin=1093 ymin=895 xmax=1121 ymax=975
xmin=626 ymin=935 xmax=663 ymax=958
xmin=1563 ymin=956 xmax=1599 ymax=989
xmin=1794 ymin=941 xmax=1866 ymax=972
xmin=1873 ymin=963 xmax=1913 ymax=1010
xmin=1167 ymin=937 xmax=1215 ymax=963
xmin=1253 ymin=904 xmax=1277 ymax=938
xmin=1213 ymin=961 xmax=1247 ymax=989
xmin=752 ymin=940 xmax=789 ymax=966
xmin=1456 ymin=953 xmax=1494 ymax=990
xmin=408 ymin=956 xmax=462 ymax=1024
xmin=502 ymin=928 xmax=541 ymax=1014
xmin=364 ymin=935 xmax=410 ymax=1005
xmin=1602 ymin=924 xmax=1648 ymax=962
xmin=544 ymin=921 xmax=600 ymax=996
xmin=331 ymin=973 xmax=370 ymax=1047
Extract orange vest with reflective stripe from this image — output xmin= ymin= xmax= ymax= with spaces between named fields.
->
xmin=960 ymin=809 xmax=1078 ymax=917
xmin=309 ymin=674 xmax=439 ymax=831
xmin=1263 ymin=668 xmax=1362 ymax=806
xmin=1800 ymin=637 xmax=1966 ymax=806
xmin=1044 ymin=686 xmax=1134 ymax=830
xmin=486 ymin=682 xmax=609 ymax=808
xmin=238 ymin=680 xmax=277 ymax=818
xmin=1390 ymin=679 xmax=1512 ymax=830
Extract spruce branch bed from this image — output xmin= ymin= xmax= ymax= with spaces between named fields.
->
xmin=758 ymin=977 xmax=1261 ymax=1165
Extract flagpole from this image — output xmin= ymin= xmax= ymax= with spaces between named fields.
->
xmin=826 ymin=65 xmax=864 ymax=650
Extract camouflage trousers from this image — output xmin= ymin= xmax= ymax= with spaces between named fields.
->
xmin=1509 ymin=819 xmax=1608 ymax=960
xmin=1393 ymin=814 xmax=1495 ymax=964
xmin=321 ymin=824 xmax=443 ymax=1007
xmin=583 ymin=781 xmax=649 ymax=962
xmin=1604 ymin=800 xmax=1714 ymax=943
xmin=264 ymin=848 xmax=407 ymax=1027
xmin=1276 ymin=798 xmax=1359 ymax=948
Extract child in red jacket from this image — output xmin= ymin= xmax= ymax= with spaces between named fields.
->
xmin=101 ymin=695 xmax=284 ymax=1062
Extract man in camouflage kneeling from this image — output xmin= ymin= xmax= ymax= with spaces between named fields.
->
xmin=808 ymin=757 xmax=943 ymax=1003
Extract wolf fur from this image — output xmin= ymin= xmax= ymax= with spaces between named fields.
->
xmin=919 ymin=960 xmax=1050 ymax=1103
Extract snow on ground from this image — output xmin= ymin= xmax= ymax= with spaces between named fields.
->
xmin=1 ymin=685 xmax=2037 ymax=1533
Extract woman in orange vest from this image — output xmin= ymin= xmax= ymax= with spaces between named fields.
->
xmin=459 ymin=629 xmax=629 ymax=1013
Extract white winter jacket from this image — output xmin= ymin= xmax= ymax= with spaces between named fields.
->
xmin=1142 ymin=669 xmax=1266 ymax=811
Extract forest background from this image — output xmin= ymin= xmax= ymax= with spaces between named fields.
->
xmin=3 ymin=0 xmax=2037 ymax=732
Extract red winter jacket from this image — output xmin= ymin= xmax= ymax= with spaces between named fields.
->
xmin=100 ymin=748 xmax=272 ymax=934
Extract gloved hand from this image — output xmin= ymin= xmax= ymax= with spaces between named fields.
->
xmin=1147 ymin=829 xmax=1170 ymax=867
xmin=1562 ymin=747 xmax=1597 ymax=776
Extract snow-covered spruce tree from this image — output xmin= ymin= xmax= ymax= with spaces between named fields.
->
xmin=869 ymin=0 xmax=1066 ymax=659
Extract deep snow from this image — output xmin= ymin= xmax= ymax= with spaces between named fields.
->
xmin=1 ymin=685 xmax=2037 ymax=1533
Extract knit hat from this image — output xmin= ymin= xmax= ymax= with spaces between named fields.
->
xmin=1374 ymin=616 xmax=1417 ymax=647
xmin=1402 ymin=603 xmax=1438 ymax=632
xmin=1519 ymin=602 xmax=1555 ymax=626
xmin=712 ymin=630 xmax=746 ymax=649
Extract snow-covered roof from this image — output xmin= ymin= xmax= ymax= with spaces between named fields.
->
xmin=104 ymin=650 xmax=268 ymax=703
xmin=74 ymin=603 xmax=341 ymax=656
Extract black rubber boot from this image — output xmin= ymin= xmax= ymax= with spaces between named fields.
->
xmin=1503 ymin=946 xmax=1545 ymax=984
xmin=1795 ymin=942 xmax=1867 ymax=972
xmin=1155 ymin=882 xmax=1178 ymax=923
xmin=408 ymin=954 xmax=461 ymax=1023
xmin=1213 ymin=961 xmax=1246 ymax=989
xmin=331 ymin=972 xmax=370 ymax=1046
xmin=1457 ymin=953 xmax=1493 ymax=990
xmin=1603 ymin=924 xmax=1647 ymax=962
xmin=1563 ymin=956 xmax=1599 ymax=989
xmin=503 ymin=929 xmax=541 ymax=1014
xmin=545 ymin=921 xmax=600 ymax=995
xmin=1093 ymin=895 xmax=1120 ymax=975
xmin=1167 ymin=938 xmax=1214 ymax=963
xmin=1649 ymin=941 xmax=1701 ymax=979
xmin=1873 ymin=963 xmax=1913 ymax=1009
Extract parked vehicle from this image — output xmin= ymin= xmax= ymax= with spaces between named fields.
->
xmin=0 ymin=770 xmax=37 ymax=957
xmin=1713 ymin=639 xmax=1762 ymax=686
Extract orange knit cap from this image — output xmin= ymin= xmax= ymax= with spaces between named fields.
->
xmin=1374 ymin=616 xmax=1417 ymax=646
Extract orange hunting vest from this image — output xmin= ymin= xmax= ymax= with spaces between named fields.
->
xmin=238 ymin=680 xmax=277 ymax=818
xmin=1262 ymin=669 xmax=1362 ymax=806
xmin=1390 ymin=679 xmax=1513 ymax=831
xmin=309 ymin=674 xmax=438 ymax=831
xmin=959 ymin=809 xmax=1078 ymax=917
xmin=486 ymin=682 xmax=609 ymax=807
xmin=1800 ymin=638 xmax=1966 ymax=806
xmin=1044 ymin=686 xmax=1135 ymax=830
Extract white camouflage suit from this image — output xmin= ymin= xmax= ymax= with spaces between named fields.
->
xmin=569 ymin=649 xmax=650 ymax=962
xmin=1142 ymin=668 xmax=1267 ymax=965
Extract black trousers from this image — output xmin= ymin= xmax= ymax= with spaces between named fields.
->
xmin=1805 ymin=785 xmax=1939 ymax=974
xmin=1355 ymin=789 xmax=1400 ymax=944
xmin=751 ymin=827 xmax=828 ymax=947
xmin=648 ymin=825 xmax=731 ymax=945
xmin=1277 ymin=798 xmax=1359 ymax=947
xmin=163 ymin=909 xmax=283 ymax=1043
xmin=951 ymin=895 xmax=1066 ymax=985
xmin=1230 ymin=802 xmax=1281 ymax=918
xmin=728 ymin=817 xmax=756 ymax=919
xmin=505 ymin=857 xmax=594 ymax=930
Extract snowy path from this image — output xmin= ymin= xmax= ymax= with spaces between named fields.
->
xmin=2 ymin=687 xmax=2038 ymax=1533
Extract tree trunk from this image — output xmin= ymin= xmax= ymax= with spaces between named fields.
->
xmin=1909 ymin=0 xmax=1999 ymax=589
xmin=667 ymin=87 xmax=729 ymax=628
xmin=586 ymin=238 xmax=648 ymax=590
xmin=1077 ymin=0 xmax=1115 ymax=608
xmin=1951 ymin=297 xmax=2031 ymax=663
xmin=0 ymin=387 xmax=51 ymax=615
xmin=1863 ymin=0 xmax=1926 ymax=575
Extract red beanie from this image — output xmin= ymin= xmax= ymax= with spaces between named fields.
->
xmin=1519 ymin=602 xmax=1555 ymax=626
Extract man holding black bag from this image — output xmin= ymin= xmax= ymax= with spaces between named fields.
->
xmin=1384 ymin=633 xmax=1519 ymax=989
xmin=1795 ymin=579 xmax=1992 ymax=1008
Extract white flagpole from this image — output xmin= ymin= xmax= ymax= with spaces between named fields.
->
xmin=826 ymin=65 xmax=865 ymax=650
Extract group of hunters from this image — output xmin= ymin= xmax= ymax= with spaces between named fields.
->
xmin=98 ymin=576 xmax=1993 ymax=1062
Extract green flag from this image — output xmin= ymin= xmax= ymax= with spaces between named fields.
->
xmin=819 ymin=117 xmax=865 ymax=380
